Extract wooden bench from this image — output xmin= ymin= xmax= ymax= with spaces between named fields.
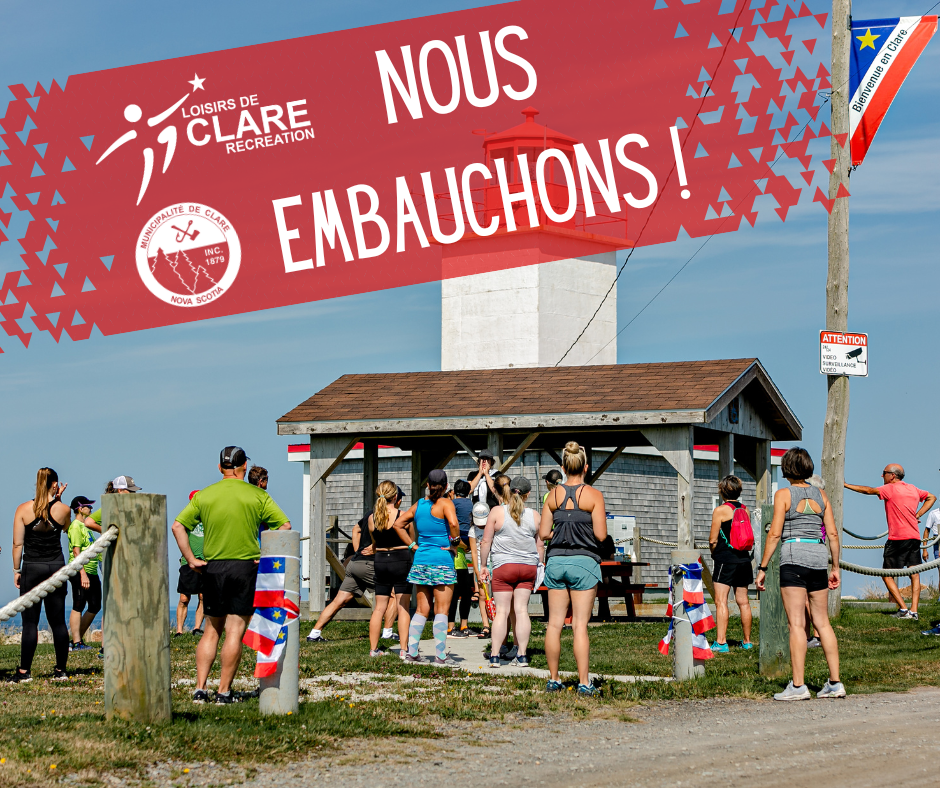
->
xmin=535 ymin=561 xmax=648 ymax=620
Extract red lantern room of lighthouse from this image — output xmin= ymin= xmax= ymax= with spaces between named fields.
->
xmin=439 ymin=107 xmax=629 ymax=372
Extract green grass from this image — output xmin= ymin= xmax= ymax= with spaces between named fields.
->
xmin=2 ymin=602 xmax=940 ymax=785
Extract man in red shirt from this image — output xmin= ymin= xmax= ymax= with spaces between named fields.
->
xmin=845 ymin=464 xmax=936 ymax=620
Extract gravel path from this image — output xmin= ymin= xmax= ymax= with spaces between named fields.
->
xmin=141 ymin=687 xmax=940 ymax=788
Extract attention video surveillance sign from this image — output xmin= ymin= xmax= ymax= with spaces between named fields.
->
xmin=819 ymin=331 xmax=869 ymax=377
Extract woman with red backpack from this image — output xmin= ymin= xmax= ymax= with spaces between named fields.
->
xmin=708 ymin=475 xmax=755 ymax=653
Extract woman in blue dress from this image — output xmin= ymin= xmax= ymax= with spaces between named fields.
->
xmin=396 ymin=468 xmax=461 ymax=666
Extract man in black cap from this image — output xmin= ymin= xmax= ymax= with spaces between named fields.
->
xmin=172 ymin=446 xmax=291 ymax=704
xmin=468 ymin=449 xmax=500 ymax=508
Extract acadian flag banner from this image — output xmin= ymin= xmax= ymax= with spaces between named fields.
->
xmin=658 ymin=562 xmax=716 ymax=661
xmin=243 ymin=556 xmax=299 ymax=678
xmin=849 ymin=16 xmax=937 ymax=166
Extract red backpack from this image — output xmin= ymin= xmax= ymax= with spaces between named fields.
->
xmin=725 ymin=501 xmax=754 ymax=551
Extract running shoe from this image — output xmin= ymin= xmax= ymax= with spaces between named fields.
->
xmin=173 ymin=632 xmax=184 ymax=638
xmin=447 ymin=628 xmax=470 ymax=639
xmin=909 ymin=611 xmax=920 ymax=621
xmin=192 ymin=689 xmax=210 ymax=704
xmin=70 ymin=641 xmax=90 ymax=651
xmin=306 ymin=633 xmax=328 ymax=643
xmin=816 ymin=680 xmax=846 ymax=699
xmin=741 ymin=642 xmax=754 ymax=650
xmin=432 ymin=656 xmax=459 ymax=668
xmin=214 ymin=691 xmax=238 ymax=705
xmin=388 ymin=632 xmax=400 ymax=641
xmin=513 ymin=655 xmax=531 ymax=667
xmin=192 ymin=628 xmax=204 ymax=635
xmin=773 ymin=681 xmax=811 ymax=701
xmin=806 ymin=637 xmax=821 ymax=648
xmin=403 ymin=653 xmax=424 ymax=665
xmin=489 ymin=656 xmax=501 ymax=669
xmin=7 ymin=670 xmax=32 ymax=683
xmin=545 ymin=679 xmax=564 ymax=693
xmin=577 ymin=683 xmax=600 ymax=698
xmin=52 ymin=668 xmax=68 ymax=681
xmin=892 ymin=609 xmax=911 ymax=618
xmin=921 ymin=625 xmax=940 ymax=636
xmin=501 ymin=644 xmax=518 ymax=660
xmin=711 ymin=641 xmax=729 ymax=653
xmin=369 ymin=649 xmax=386 ymax=658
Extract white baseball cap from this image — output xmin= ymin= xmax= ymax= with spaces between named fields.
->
xmin=472 ymin=501 xmax=490 ymax=526
xmin=112 ymin=475 xmax=142 ymax=492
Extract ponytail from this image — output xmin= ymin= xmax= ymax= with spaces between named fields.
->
xmin=508 ymin=491 xmax=525 ymax=525
xmin=373 ymin=480 xmax=398 ymax=531
xmin=562 ymin=441 xmax=586 ymax=476
xmin=33 ymin=467 xmax=59 ymax=521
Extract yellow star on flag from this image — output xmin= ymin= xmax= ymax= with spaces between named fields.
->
xmin=277 ymin=631 xmax=285 ymax=640
xmin=857 ymin=28 xmax=880 ymax=50
xmin=273 ymin=610 xmax=282 ymax=620
xmin=273 ymin=561 xmax=281 ymax=569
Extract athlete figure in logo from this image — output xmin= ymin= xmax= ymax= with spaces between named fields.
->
xmin=96 ymin=75 xmax=206 ymax=205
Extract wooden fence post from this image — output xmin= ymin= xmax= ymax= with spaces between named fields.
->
xmin=758 ymin=502 xmax=789 ymax=677
xmin=259 ymin=530 xmax=300 ymax=716
xmin=101 ymin=493 xmax=171 ymax=723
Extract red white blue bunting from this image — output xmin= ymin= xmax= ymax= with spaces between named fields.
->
xmin=243 ymin=555 xmax=300 ymax=678
xmin=658 ymin=561 xmax=716 ymax=661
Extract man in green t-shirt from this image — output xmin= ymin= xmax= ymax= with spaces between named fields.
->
xmin=172 ymin=446 xmax=291 ymax=704
xmin=176 ymin=490 xmax=206 ymax=637
xmin=68 ymin=496 xmax=101 ymax=650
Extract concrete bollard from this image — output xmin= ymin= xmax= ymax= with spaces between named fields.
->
xmin=101 ymin=493 xmax=172 ymax=723
xmin=259 ymin=529 xmax=301 ymax=716
xmin=670 ymin=549 xmax=705 ymax=680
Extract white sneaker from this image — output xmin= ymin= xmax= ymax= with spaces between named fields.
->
xmin=817 ymin=680 xmax=846 ymax=699
xmin=806 ymin=637 xmax=821 ymax=648
xmin=773 ymin=681 xmax=811 ymax=701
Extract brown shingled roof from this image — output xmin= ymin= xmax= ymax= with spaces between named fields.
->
xmin=279 ymin=359 xmax=774 ymax=424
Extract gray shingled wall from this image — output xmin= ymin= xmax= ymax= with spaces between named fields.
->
xmin=323 ymin=449 xmax=759 ymax=585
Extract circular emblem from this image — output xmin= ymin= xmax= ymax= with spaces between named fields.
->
xmin=136 ymin=203 xmax=240 ymax=307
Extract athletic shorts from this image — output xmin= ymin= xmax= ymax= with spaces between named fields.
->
xmin=544 ymin=555 xmax=602 ymax=592
xmin=712 ymin=561 xmax=754 ymax=589
xmin=883 ymin=539 xmax=921 ymax=570
xmin=69 ymin=572 xmax=102 ymax=613
xmin=407 ymin=562 xmax=457 ymax=587
xmin=492 ymin=563 xmax=538 ymax=593
xmin=374 ymin=550 xmax=412 ymax=596
xmin=339 ymin=557 xmax=375 ymax=598
xmin=203 ymin=560 xmax=258 ymax=617
xmin=779 ymin=564 xmax=829 ymax=593
xmin=177 ymin=565 xmax=203 ymax=596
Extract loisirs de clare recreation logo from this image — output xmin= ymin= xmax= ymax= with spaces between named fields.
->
xmin=136 ymin=203 xmax=241 ymax=308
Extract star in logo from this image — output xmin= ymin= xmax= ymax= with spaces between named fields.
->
xmin=857 ymin=28 xmax=880 ymax=50
xmin=96 ymin=77 xmax=208 ymax=205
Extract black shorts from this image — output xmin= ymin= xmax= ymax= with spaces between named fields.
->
xmin=203 ymin=560 xmax=258 ymax=617
xmin=177 ymin=565 xmax=204 ymax=596
xmin=712 ymin=561 xmax=753 ymax=589
xmin=780 ymin=564 xmax=829 ymax=593
xmin=69 ymin=573 xmax=102 ymax=614
xmin=884 ymin=539 xmax=922 ymax=570
xmin=374 ymin=550 xmax=412 ymax=596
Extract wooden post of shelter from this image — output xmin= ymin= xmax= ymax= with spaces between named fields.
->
xmin=101 ymin=493 xmax=171 ymax=723
xmin=362 ymin=439 xmax=379 ymax=518
xmin=308 ymin=435 xmax=358 ymax=616
xmin=822 ymin=0 xmax=852 ymax=619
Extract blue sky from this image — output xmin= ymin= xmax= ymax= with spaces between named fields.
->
xmin=1 ymin=0 xmax=938 ymax=602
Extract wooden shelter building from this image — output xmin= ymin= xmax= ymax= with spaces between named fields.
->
xmin=277 ymin=358 xmax=801 ymax=612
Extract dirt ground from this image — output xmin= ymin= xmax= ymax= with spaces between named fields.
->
xmin=138 ymin=687 xmax=940 ymax=788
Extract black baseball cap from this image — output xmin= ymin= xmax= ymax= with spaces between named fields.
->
xmin=478 ymin=449 xmax=495 ymax=462
xmin=428 ymin=468 xmax=448 ymax=485
xmin=220 ymin=446 xmax=250 ymax=468
xmin=70 ymin=495 xmax=95 ymax=511
xmin=510 ymin=476 xmax=532 ymax=495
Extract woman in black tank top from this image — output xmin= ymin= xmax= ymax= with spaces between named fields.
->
xmin=10 ymin=468 xmax=72 ymax=681
xmin=368 ymin=481 xmax=413 ymax=655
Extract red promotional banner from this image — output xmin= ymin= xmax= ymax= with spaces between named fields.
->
xmin=0 ymin=0 xmax=832 ymax=349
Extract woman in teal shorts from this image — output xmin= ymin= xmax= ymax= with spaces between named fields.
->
xmin=539 ymin=441 xmax=607 ymax=697
xmin=396 ymin=468 xmax=461 ymax=666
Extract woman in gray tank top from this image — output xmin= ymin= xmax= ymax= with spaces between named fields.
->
xmin=756 ymin=448 xmax=844 ymax=701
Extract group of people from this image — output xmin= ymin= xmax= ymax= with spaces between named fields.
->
xmin=9 ymin=441 xmax=938 ymax=702
xmin=302 ymin=441 xmax=608 ymax=696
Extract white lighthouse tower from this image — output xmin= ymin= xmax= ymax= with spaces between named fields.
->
xmin=440 ymin=108 xmax=625 ymax=371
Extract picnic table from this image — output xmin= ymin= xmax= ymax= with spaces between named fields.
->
xmin=536 ymin=560 xmax=650 ymax=620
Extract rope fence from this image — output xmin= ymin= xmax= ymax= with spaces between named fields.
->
xmin=839 ymin=556 xmax=940 ymax=578
xmin=639 ymin=535 xmax=711 ymax=549
xmin=842 ymin=527 xmax=889 ymax=540
xmin=0 ymin=525 xmax=119 ymax=623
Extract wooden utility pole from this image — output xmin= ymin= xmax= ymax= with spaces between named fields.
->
xmin=101 ymin=493 xmax=171 ymax=723
xmin=821 ymin=0 xmax=852 ymax=618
